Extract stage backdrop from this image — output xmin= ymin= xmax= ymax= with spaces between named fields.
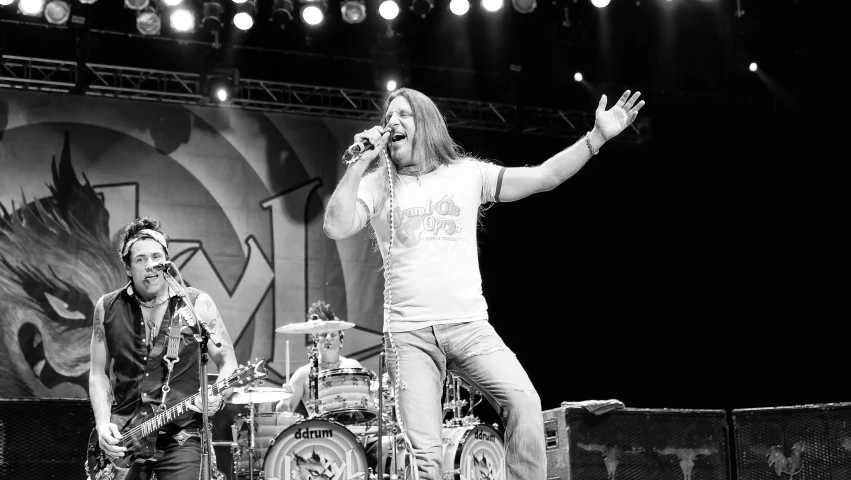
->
xmin=0 ymin=90 xmax=385 ymax=399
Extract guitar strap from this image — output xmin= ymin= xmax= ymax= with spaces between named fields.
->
xmin=159 ymin=299 xmax=184 ymax=411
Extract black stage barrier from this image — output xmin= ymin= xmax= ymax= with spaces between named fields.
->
xmin=543 ymin=405 xmax=730 ymax=480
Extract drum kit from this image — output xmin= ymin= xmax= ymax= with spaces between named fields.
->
xmin=216 ymin=319 xmax=506 ymax=480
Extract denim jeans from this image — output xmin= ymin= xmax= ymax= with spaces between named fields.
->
xmin=137 ymin=431 xmax=202 ymax=480
xmin=384 ymin=321 xmax=545 ymax=480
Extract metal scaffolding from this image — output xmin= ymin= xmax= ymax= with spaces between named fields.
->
xmin=0 ymin=55 xmax=651 ymax=143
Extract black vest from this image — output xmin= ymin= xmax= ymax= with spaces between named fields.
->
xmin=102 ymin=282 xmax=203 ymax=430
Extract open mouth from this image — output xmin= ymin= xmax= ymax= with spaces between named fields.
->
xmin=390 ymin=133 xmax=406 ymax=143
xmin=18 ymin=323 xmax=88 ymax=391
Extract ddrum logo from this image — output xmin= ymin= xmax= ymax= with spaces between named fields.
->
xmin=294 ymin=427 xmax=334 ymax=439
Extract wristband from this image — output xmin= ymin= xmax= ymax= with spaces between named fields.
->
xmin=584 ymin=131 xmax=599 ymax=156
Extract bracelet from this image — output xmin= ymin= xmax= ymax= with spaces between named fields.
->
xmin=584 ymin=131 xmax=599 ymax=156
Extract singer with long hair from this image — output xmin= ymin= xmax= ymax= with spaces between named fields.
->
xmin=324 ymin=88 xmax=645 ymax=480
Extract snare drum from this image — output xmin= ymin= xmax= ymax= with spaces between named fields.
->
xmin=441 ymin=424 xmax=505 ymax=480
xmin=263 ymin=418 xmax=369 ymax=480
xmin=316 ymin=367 xmax=377 ymax=425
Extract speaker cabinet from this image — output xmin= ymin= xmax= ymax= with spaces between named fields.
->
xmin=543 ymin=405 xmax=730 ymax=480
xmin=733 ymin=403 xmax=851 ymax=480
xmin=0 ymin=397 xmax=95 ymax=479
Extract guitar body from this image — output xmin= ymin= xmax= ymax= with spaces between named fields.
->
xmin=86 ymin=404 xmax=166 ymax=480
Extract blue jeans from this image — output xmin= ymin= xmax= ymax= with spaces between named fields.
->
xmin=384 ymin=321 xmax=545 ymax=480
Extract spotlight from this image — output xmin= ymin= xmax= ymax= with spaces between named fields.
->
xmin=386 ymin=79 xmax=398 ymax=92
xmin=19 ymin=0 xmax=45 ymax=16
xmin=162 ymin=0 xmax=182 ymax=5
xmin=79 ymin=0 xmax=97 ymax=3
xmin=482 ymin=0 xmax=502 ymax=12
xmin=202 ymin=0 xmax=224 ymax=30
xmin=124 ymin=0 xmax=149 ymax=9
xmin=511 ymin=0 xmax=535 ymax=13
xmin=272 ymin=0 xmax=294 ymax=27
xmin=233 ymin=0 xmax=256 ymax=30
xmin=410 ymin=0 xmax=432 ymax=17
xmin=341 ymin=0 xmax=366 ymax=23
xmin=573 ymin=72 xmax=583 ymax=82
xmin=449 ymin=0 xmax=469 ymax=15
xmin=204 ymin=70 xmax=238 ymax=104
xmin=0 ymin=0 xmax=14 ymax=5
xmin=44 ymin=0 xmax=70 ymax=24
xmin=749 ymin=62 xmax=758 ymax=72
xmin=590 ymin=0 xmax=609 ymax=7
xmin=378 ymin=0 xmax=399 ymax=19
xmin=170 ymin=7 xmax=195 ymax=32
xmin=301 ymin=0 xmax=327 ymax=25
xmin=136 ymin=7 xmax=161 ymax=35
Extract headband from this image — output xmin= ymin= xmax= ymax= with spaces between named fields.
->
xmin=121 ymin=228 xmax=169 ymax=258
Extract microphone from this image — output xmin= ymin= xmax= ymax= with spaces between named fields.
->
xmin=342 ymin=127 xmax=393 ymax=164
xmin=148 ymin=261 xmax=174 ymax=272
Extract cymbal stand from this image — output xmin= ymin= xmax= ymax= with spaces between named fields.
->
xmin=377 ymin=352 xmax=384 ymax=480
xmin=247 ymin=404 xmax=256 ymax=480
xmin=307 ymin=335 xmax=321 ymax=417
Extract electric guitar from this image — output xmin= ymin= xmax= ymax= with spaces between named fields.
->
xmin=85 ymin=358 xmax=267 ymax=480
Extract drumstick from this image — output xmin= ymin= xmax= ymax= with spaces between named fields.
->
xmin=286 ymin=340 xmax=290 ymax=381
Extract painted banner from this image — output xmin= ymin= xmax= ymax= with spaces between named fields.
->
xmin=0 ymin=90 xmax=385 ymax=399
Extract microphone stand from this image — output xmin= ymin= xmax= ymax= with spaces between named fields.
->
xmin=163 ymin=268 xmax=221 ymax=480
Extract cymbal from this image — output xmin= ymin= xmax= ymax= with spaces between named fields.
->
xmin=229 ymin=387 xmax=293 ymax=404
xmin=275 ymin=320 xmax=356 ymax=335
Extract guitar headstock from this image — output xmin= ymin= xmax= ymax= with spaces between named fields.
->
xmin=231 ymin=358 xmax=268 ymax=387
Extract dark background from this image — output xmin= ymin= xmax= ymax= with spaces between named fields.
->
xmin=2 ymin=0 xmax=850 ymax=424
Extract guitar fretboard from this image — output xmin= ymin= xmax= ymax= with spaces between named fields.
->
xmin=123 ymin=365 xmax=256 ymax=442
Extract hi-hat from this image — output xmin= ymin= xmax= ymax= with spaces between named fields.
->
xmin=275 ymin=320 xmax=355 ymax=335
xmin=229 ymin=386 xmax=293 ymax=404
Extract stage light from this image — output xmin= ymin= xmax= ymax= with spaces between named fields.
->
xmin=125 ymin=0 xmax=149 ymax=9
xmin=749 ymin=62 xmax=758 ymax=72
xmin=410 ymin=0 xmax=432 ymax=17
xmin=341 ymin=0 xmax=366 ymax=23
xmin=0 ymin=0 xmax=14 ymax=6
xmin=482 ymin=0 xmax=502 ymax=12
xmin=272 ymin=0 xmax=294 ymax=27
xmin=386 ymin=79 xmax=397 ymax=91
xmin=301 ymin=0 xmax=327 ymax=25
xmin=19 ymin=0 xmax=45 ymax=16
xmin=590 ymin=0 xmax=609 ymax=7
xmin=574 ymin=72 xmax=583 ymax=82
xmin=136 ymin=7 xmax=161 ymax=34
xmin=233 ymin=0 xmax=256 ymax=30
xmin=511 ymin=0 xmax=535 ymax=13
xmin=204 ymin=70 xmax=237 ymax=104
xmin=449 ymin=0 xmax=469 ymax=15
xmin=201 ymin=0 xmax=224 ymax=30
xmin=170 ymin=7 xmax=195 ymax=32
xmin=79 ymin=0 xmax=97 ymax=3
xmin=378 ymin=0 xmax=399 ymax=19
xmin=44 ymin=0 xmax=70 ymax=24
xmin=162 ymin=0 xmax=182 ymax=6
xmin=232 ymin=0 xmax=246 ymax=2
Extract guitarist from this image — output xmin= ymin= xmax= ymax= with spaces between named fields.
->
xmin=89 ymin=217 xmax=238 ymax=479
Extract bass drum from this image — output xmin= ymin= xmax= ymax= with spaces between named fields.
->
xmin=263 ymin=418 xmax=369 ymax=480
xmin=441 ymin=424 xmax=505 ymax=480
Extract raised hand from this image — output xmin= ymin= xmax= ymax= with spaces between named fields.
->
xmin=594 ymin=90 xmax=646 ymax=141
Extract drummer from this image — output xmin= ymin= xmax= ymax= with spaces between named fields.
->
xmin=276 ymin=300 xmax=362 ymax=414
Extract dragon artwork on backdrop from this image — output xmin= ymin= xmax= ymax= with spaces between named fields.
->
xmin=0 ymin=132 xmax=125 ymax=399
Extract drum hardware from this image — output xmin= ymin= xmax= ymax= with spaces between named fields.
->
xmin=274 ymin=319 xmax=356 ymax=335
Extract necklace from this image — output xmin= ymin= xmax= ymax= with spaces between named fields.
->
xmin=398 ymin=163 xmax=438 ymax=185
xmin=135 ymin=294 xmax=169 ymax=309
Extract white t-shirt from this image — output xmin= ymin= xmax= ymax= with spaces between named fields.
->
xmin=358 ymin=159 xmax=505 ymax=332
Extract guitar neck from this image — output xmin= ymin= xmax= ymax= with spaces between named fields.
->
xmin=135 ymin=372 xmax=236 ymax=436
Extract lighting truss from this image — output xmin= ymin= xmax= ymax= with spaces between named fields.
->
xmin=0 ymin=55 xmax=651 ymax=143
